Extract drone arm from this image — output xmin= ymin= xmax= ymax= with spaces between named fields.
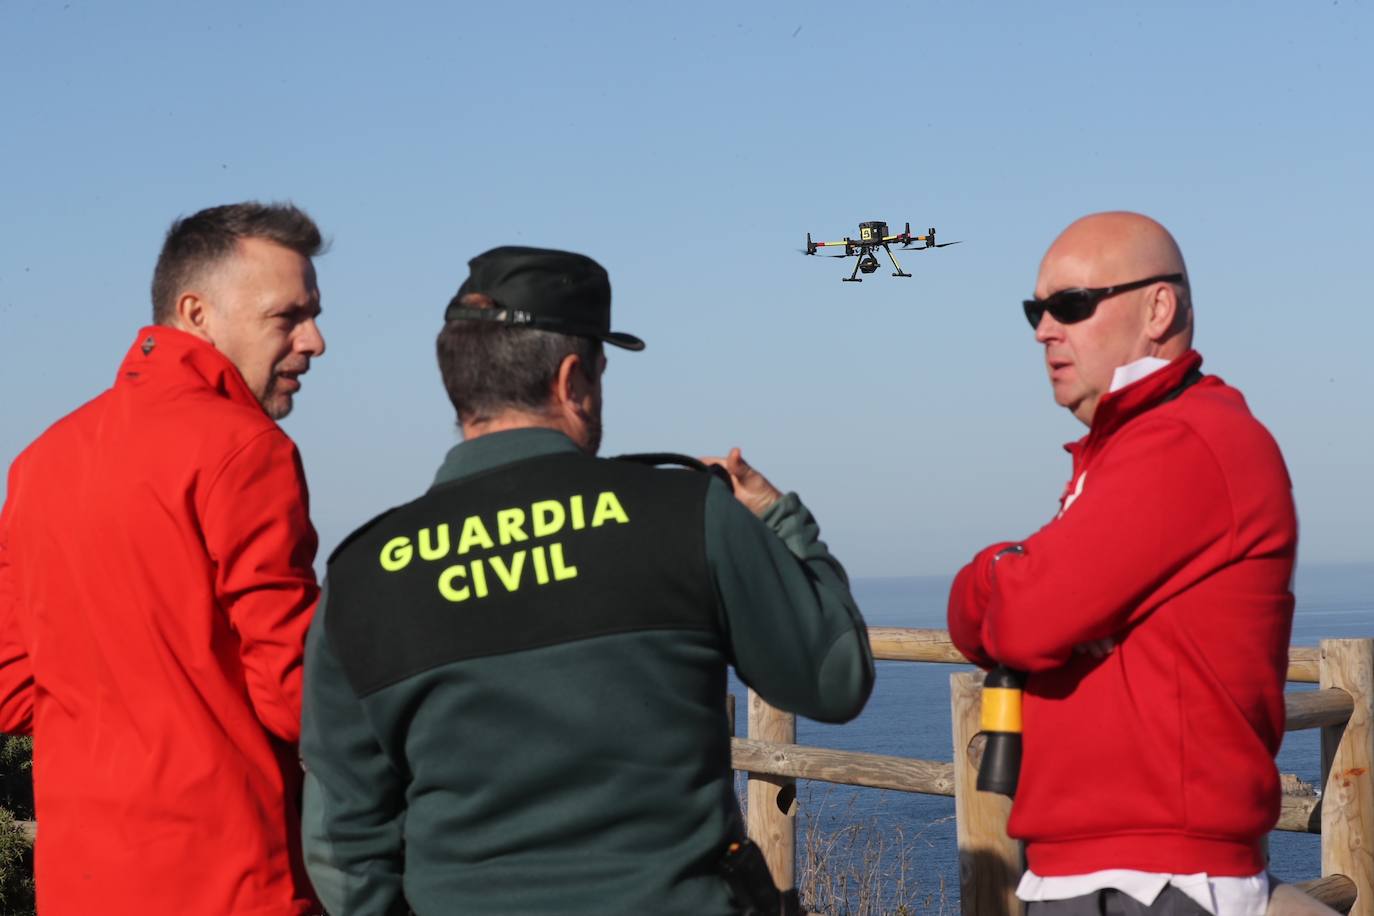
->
xmin=886 ymin=222 xmax=915 ymax=245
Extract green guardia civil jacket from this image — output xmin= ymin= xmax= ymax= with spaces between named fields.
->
xmin=301 ymin=428 xmax=874 ymax=915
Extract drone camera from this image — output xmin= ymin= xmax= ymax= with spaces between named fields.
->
xmin=859 ymin=254 xmax=880 ymax=274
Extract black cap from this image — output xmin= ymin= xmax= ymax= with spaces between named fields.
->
xmin=444 ymin=246 xmax=645 ymax=351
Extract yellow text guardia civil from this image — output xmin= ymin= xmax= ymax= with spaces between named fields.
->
xmin=378 ymin=491 xmax=631 ymax=603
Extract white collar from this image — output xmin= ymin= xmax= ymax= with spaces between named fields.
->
xmin=1109 ymin=356 xmax=1171 ymax=393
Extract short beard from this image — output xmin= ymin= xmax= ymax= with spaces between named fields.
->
xmin=262 ymin=396 xmax=293 ymax=421
xmin=571 ymin=398 xmax=602 ymax=456
xmin=581 ymin=412 xmax=602 ymax=456
xmin=260 ymin=376 xmax=294 ymax=420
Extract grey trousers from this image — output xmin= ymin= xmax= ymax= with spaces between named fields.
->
xmin=1026 ymin=886 xmax=1211 ymax=915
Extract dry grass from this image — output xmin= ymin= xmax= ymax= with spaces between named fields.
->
xmin=798 ymin=784 xmax=954 ymax=916
xmin=738 ymin=773 xmax=956 ymax=915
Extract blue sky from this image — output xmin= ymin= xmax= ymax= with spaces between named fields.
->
xmin=2 ymin=0 xmax=1371 ymax=577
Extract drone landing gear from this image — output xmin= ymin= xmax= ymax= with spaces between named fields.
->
xmin=884 ymin=244 xmax=911 ymax=278
xmin=843 ymin=256 xmax=864 ymax=282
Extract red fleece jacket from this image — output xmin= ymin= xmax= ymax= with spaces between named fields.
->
xmin=0 ymin=327 xmax=319 ymax=914
xmin=948 ymin=351 xmax=1296 ymax=877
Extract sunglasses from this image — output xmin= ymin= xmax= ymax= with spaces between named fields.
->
xmin=1022 ymin=273 xmax=1185 ymax=329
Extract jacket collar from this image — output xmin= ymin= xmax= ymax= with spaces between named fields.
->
xmin=1065 ymin=349 xmax=1204 ymax=461
xmin=116 ymin=325 xmax=264 ymax=414
xmin=432 ymin=428 xmax=582 ymax=488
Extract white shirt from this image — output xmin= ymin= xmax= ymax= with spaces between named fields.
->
xmin=1017 ymin=869 xmax=1268 ymax=915
xmin=1109 ymin=355 xmax=1172 ymax=393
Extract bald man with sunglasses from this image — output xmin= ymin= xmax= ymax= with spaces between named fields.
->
xmin=948 ymin=212 xmax=1300 ymax=915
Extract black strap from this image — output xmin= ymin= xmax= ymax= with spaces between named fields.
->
xmin=1160 ymin=366 xmax=1204 ymax=404
xmin=615 ymin=452 xmax=734 ymax=492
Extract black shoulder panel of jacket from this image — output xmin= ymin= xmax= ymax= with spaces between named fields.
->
xmin=325 ymin=451 xmax=720 ymax=697
xmin=326 ymin=504 xmax=405 ymax=567
xmin=613 ymin=452 xmax=733 ymax=492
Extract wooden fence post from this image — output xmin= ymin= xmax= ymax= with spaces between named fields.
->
xmin=746 ymin=689 xmax=797 ymax=892
xmin=951 ymin=670 xmax=1023 ymax=916
xmin=1320 ymin=638 xmax=1374 ymax=916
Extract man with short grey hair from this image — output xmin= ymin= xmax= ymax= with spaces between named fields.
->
xmin=302 ymin=245 xmax=873 ymax=915
xmin=0 ymin=201 xmax=326 ymax=914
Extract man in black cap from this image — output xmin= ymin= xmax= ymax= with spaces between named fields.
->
xmin=300 ymin=246 xmax=874 ymax=915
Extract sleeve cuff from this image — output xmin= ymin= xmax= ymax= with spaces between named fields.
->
xmin=759 ymin=492 xmax=811 ymax=549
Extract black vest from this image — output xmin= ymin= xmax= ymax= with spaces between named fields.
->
xmin=326 ymin=451 xmax=721 ymax=698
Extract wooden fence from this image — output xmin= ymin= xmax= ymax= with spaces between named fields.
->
xmin=732 ymin=630 xmax=1374 ymax=915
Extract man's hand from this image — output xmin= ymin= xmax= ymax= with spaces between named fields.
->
xmin=700 ymin=447 xmax=784 ymax=517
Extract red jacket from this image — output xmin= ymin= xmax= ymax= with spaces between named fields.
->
xmin=948 ymin=351 xmax=1296 ymax=877
xmin=0 ymin=327 xmax=319 ymax=914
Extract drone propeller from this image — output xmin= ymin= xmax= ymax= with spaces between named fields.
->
xmin=900 ymin=240 xmax=963 ymax=249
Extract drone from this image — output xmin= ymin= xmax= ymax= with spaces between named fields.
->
xmin=801 ymin=220 xmax=961 ymax=282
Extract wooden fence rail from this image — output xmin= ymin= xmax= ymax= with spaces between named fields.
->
xmin=732 ymin=633 xmax=1374 ymax=915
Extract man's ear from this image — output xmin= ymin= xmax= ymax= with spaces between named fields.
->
xmin=1145 ymin=283 xmax=1179 ymax=342
xmin=173 ymin=291 xmax=214 ymax=341
xmin=552 ymin=352 xmax=586 ymax=410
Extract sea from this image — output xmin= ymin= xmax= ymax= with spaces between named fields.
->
xmin=727 ymin=561 xmax=1374 ymax=913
